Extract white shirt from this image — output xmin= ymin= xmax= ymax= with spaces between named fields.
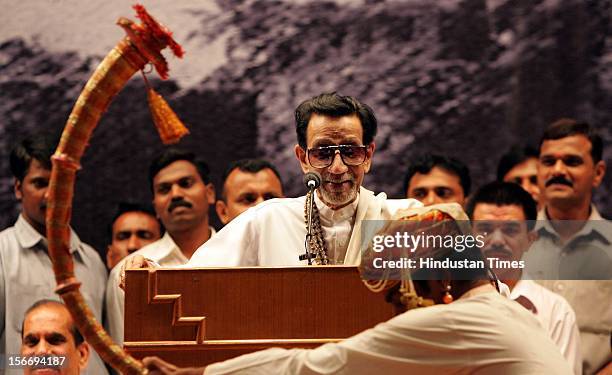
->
xmin=510 ymin=279 xmax=582 ymax=374
xmin=316 ymin=193 xmax=359 ymax=264
xmin=0 ymin=215 xmax=108 ymax=375
xmin=106 ymin=229 xmax=215 ymax=347
xmin=204 ymin=286 xmax=573 ymax=375
xmin=188 ymin=187 xmax=422 ymax=267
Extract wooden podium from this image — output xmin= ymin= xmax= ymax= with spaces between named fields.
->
xmin=124 ymin=266 xmax=394 ymax=367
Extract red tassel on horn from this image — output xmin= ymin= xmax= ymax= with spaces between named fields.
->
xmin=147 ymin=87 xmax=190 ymax=144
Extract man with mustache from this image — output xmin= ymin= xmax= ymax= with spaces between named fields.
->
xmin=106 ymin=148 xmax=216 ymax=347
xmin=0 ymin=135 xmax=108 ymax=375
xmin=123 ymin=92 xmax=421 ymax=272
xmin=467 ymin=181 xmax=581 ymax=374
xmin=525 ymin=118 xmax=611 ymax=374
xmin=20 ymin=300 xmax=90 ymax=375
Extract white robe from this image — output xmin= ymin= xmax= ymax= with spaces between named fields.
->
xmin=187 ymin=187 xmax=422 ymax=266
xmin=204 ymin=286 xmax=573 ymax=375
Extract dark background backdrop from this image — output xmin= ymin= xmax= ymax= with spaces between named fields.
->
xmin=1 ymin=0 xmax=610 ymax=257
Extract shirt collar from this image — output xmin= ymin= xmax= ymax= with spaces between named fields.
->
xmin=535 ymin=205 xmax=611 ymax=244
xmin=509 ymin=280 xmax=539 ymax=314
xmin=510 ymin=279 xmax=530 ymax=297
xmin=158 ymin=231 xmax=179 ymax=251
xmin=161 ymin=226 xmax=217 ymax=261
xmin=314 ymin=190 xmax=359 ymax=223
xmin=15 ymin=214 xmax=82 ymax=254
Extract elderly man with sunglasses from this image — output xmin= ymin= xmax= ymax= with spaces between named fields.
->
xmin=123 ymin=92 xmax=422 ymax=272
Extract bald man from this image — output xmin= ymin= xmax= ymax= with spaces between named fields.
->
xmin=20 ymin=300 xmax=89 ymax=375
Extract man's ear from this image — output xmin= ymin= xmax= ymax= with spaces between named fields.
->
xmin=152 ymin=197 xmax=161 ymax=220
xmin=294 ymin=144 xmax=309 ymax=174
xmin=592 ymin=160 xmax=606 ymax=188
xmin=206 ymin=183 xmax=216 ymax=205
xmin=14 ymin=178 xmax=22 ymax=201
xmin=77 ymin=342 xmax=90 ymax=371
xmin=216 ymin=200 xmax=230 ymax=225
xmin=363 ymin=142 xmax=376 ymax=174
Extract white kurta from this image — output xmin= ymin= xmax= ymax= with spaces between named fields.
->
xmin=510 ymin=280 xmax=582 ymax=374
xmin=188 ymin=187 xmax=422 ymax=267
xmin=204 ymin=286 xmax=573 ymax=375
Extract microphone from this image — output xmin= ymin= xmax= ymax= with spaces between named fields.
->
xmin=299 ymin=171 xmax=321 ymax=264
xmin=303 ymin=171 xmax=322 ymax=190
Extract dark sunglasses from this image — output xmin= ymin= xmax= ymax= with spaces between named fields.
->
xmin=307 ymin=145 xmax=368 ymax=168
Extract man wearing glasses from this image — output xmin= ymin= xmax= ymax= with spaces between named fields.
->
xmin=123 ymin=92 xmax=421 ymax=271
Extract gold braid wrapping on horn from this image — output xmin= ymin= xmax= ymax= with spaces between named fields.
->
xmin=47 ymin=4 xmax=184 ymax=374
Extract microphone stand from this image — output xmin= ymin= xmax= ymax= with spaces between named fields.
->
xmin=299 ymin=179 xmax=318 ymax=265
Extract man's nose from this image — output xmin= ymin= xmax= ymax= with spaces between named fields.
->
xmin=253 ymin=196 xmax=265 ymax=206
xmin=170 ymin=184 xmax=184 ymax=198
xmin=33 ymin=340 xmax=52 ymax=355
xmin=552 ymin=159 xmax=568 ymax=175
xmin=423 ymin=191 xmax=437 ymax=206
xmin=127 ymin=234 xmax=141 ymax=252
xmin=488 ymin=228 xmax=506 ymax=246
xmin=328 ymin=151 xmax=348 ymax=174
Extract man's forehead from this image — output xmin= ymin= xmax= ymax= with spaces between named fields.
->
xmin=25 ymin=159 xmax=51 ymax=177
xmin=410 ymin=168 xmax=461 ymax=188
xmin=24 ymin=305 xmax=72 ymax=335
xmin=507 ymin=158 xmax=538 ymax=174
xmin=113 ymin=211 xmax=158 ymax=231
xmin=306 ymin=114 xmax=363 ymax=145
xmin=154 ymin=160 xmax=200 ymax=184
xmin=225 ymin=169 xmax=281 ymax=195
xmin=540 ymin=134 xmax=592 ymax=157
xmin=473 ymin=203 xmax=526 ymax=220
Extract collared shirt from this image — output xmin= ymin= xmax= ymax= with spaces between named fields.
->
xmin=525 ymin=206 xmax=612 ymax=280
xmin=510 ymin=279 xmax=582 ymax=374
xmin=204 ymin=290 xmax=572 ymax=375
xmin=106 ymin=229 xmax=215 ymax=347
xmin=0 ymin=215 xmax=108 ymax=375
xmin=315 ymin=192 xmax=359 ymax=264
xmin=528 ymin=206 xmax=612 ymax=374
xmin=187 ymin=187 xmax=423 ymax=267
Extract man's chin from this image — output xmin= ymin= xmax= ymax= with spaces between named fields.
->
xmin=167 ymin=208 xmax=198 ymax=223
xmin=545 ymin=185 xmax=574 ymax=197
xmin=545 ymin=193 xmax=580 ymax=207
xmin=169 ymin=206 xmax=192 ymax=215
xmin=319 ymin=189 xmax=357 ymax=209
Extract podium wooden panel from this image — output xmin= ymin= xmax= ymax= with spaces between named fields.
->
xmin=124 ymin=266 xmax=394 ymax=367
